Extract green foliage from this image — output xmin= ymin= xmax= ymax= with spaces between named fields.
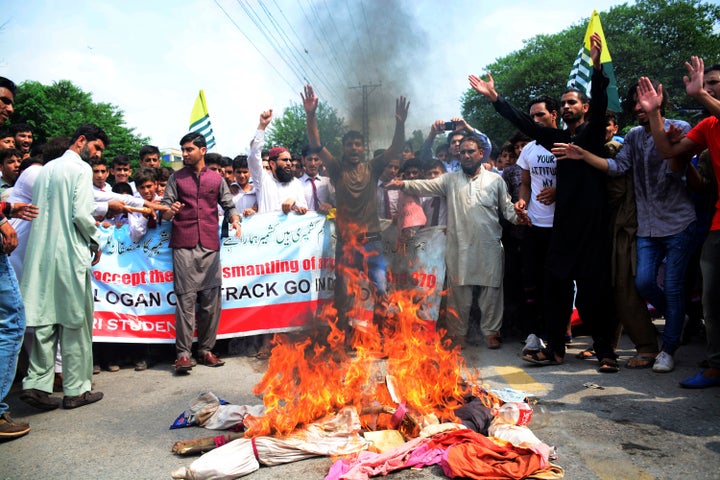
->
xmin=12 ymin=80 xmax=149 ymax=163
xmin=462 ymin=0 xmax=720 ymax=146
xmin=266 ymin=101 xmax=347 ymax=159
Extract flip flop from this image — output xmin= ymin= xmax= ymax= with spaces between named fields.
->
xmin=598 ymin=358 xmax=619 ymax=373
xmin=523 ymin=349 xmax=562 ymax=366
xmin=576 ymin=349 xmax=596 ymax=360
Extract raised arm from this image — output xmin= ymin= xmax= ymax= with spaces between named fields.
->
xmin=418 ymin=120 xmax=444 ymax=167
xmin=248 ymin=110 xmax=272 ymax=189
xmin=468 ymin=73 xmax=499 ymax=102
xmin=301 ymin=84 xmax=339 ymax=173
xmin=637 ymin=77 xmax=699 ymax=163
xmin=371 ymin=96 xmax=410 ymax=172
xmin=684 ymin=56 xmax=720 ymax=120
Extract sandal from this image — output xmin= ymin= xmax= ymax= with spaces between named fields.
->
xmin=523 ymin=348 xmax=562 ymax=366
xmin=255 ymin=350 xmax=271 ymax=360
xmin=598 ymin=358 xmax=619 ymax=373
xmin=576 ymin=349 xmax=597 ymax=360
xmin=625 ymin=355 xmax=656 ymax=369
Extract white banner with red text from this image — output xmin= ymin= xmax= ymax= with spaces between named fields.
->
xmin=91 ymin=212 xmax=446 ymax=343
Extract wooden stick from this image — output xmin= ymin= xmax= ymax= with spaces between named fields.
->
xmin=171 ymin=432 xmax=245 ymax=456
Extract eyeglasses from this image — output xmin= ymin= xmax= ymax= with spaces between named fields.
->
xmin=459 ymin=149 xmax=477 ymax=155
xmin=706 ymin=80 xmax=720 ymax=86
xmin=0 ymin=96 xmax=13 ymax=106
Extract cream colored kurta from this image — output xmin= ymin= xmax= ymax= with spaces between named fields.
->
xmin=403 ymin=168 xmax=517 ymax=288
xmin=21 ymin=149 xmax=100 ymax=329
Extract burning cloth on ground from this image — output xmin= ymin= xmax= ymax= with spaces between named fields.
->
xmin=171 ymin=407 xmax=370 ymax=480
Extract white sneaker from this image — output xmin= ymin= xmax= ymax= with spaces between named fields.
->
xmin=522 ymin=334 xmax=546 ymax=354
xmin=652 ymin=351 xmax=675 ymax=373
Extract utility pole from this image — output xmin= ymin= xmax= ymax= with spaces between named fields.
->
xmin=349 ymin=83 xmax=381 ymax=159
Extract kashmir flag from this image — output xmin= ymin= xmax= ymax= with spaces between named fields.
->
xmin=567 ymin=10 xmax=621 ymax=112
xmin=189 ymin=90 xmax=216 ymax=149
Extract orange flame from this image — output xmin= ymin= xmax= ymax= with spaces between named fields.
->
xmin=245 ymin=222 xmax=481 ymax=438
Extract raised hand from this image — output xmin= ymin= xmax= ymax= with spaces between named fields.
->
xmin=395 ymin=96 xmax=410 ymax=123
xmin=636 ymin=77 xmax=664 ymax=114
xmin=468 ymin=73 xmax=498 ymax=102
xmin=301 ymin=84 xmax=318 ymax=114
xmin=683 ymin=56 xmax=705 ymax=98
xmin=589 ymin=32 xmax=602 ymax=70
xmin=258 ymin=109 xmax=273 ymax=130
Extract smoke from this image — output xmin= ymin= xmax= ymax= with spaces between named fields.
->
xmin=299 ymin=0 xmax=429 ymax=151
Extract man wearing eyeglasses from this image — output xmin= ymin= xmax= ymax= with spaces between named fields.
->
xmin=385 ymin=135 xmax=523 ymax=350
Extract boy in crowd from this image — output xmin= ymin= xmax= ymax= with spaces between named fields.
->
xmin=129 ymin=168 xmax=161 ymax=243
xmin=110 ymin=155 xmax=135 ymax=193
xmin=0 ymin=148 xmax=21 ymax=200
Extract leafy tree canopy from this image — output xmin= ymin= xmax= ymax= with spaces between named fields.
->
xmin=266 ymin=101 xmax=347 ymax=159
xmin=462 ymin=0 xmax=720 ymax=145
xmin=11 ymin=80 xmax=150 ymax=163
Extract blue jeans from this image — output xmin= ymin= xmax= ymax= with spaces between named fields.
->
xmin=0 ymin=254 xmax=26 ymax=415
xmin=635 ymin=223 xmax=695 ymax=354
xmin=334 ymin=237 xmax=388 ymax=331
xmin=700 ymin=231 xmax=720 ymax=369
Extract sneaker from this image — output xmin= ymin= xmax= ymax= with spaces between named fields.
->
xmin=0 ymin=412 xmax=30 ymax=440
xmin=522 ymin=334 xmax=546 ymax=354
xmin=652 ymin=351 xmax=675 ymax=373
xmin=679 ymin=370 xmax=720 ymax=389
xmin=133 ymin=360 xmax=148 ymax=371
xmin=62 ymin=391 xmax=104 ymax=409
xmin=19 ymin=389 xmax=61 ymax=411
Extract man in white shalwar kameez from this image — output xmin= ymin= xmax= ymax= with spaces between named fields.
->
xmin=20 ymin=124 xmax=106 ymax=410
xmin=386 ymin=135 xmax=522 ymax=349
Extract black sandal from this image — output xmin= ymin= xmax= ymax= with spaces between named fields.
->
xmin=598 ymin=358 xmax=619 ymax=373
xmin=523 ymin=348 xmax=562 ymax=366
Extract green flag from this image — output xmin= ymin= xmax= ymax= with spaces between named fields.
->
xmin=189 ymin=90 xmax=216 ymax=149
xmin=567 ymin=10 xmax=621 ymax=112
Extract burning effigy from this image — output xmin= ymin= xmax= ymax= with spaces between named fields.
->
xmin=170 ymin=282 xmax=562 ymax=480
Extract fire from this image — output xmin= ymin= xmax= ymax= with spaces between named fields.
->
xmin=244 ymin=222 xmax=481 ymax=438
xmin=246 ymin=293 xmax=479 ymax=438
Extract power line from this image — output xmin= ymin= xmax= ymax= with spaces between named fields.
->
xmin=321 ymin=0 xmax=360 ymax=85
xmin=270 ymin=0 xmax=342 ymax=102
xmin=296 ymin=0 xmax=347 ymax=88
xmin=236 ymin=0 xmax=307 ymax=86
xmin=258 ymin=0 xmax=342 ymax=105
xmin=344 ymin=0 xmax=372 ymax=82
xmin=306 ymin=0 xmax=360 ymax=86
xmin=213 ymin=0 xmax=297 ymax=92
xmin=359 ymin=0 xmax=381 ymax=81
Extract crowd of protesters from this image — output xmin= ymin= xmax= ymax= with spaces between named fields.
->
xmin=0 ymin=46 xmax=719 ymax=440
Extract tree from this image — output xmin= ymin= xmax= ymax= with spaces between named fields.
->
xmin=462 ymin=0 xmax=720 ymax=145
xmin=11 ymin=80 xmax=150 ymax=162
xmin=266 ymin=101 xmax=347 ymax=159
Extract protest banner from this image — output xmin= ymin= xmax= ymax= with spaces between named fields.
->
xmin=91 ymin=213 xmax=446 ymax=343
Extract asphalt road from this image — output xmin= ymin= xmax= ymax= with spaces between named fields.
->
xmin=1 ymin=321 xmax=719 ymax=480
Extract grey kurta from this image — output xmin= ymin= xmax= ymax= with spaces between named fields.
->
xmin=402 ymin=168 xmax=518 ymax=288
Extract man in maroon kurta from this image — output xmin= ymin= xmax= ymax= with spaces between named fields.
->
xmin=162 ymin=132 xmax=241 ymax=374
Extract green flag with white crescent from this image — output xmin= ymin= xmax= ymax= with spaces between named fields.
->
xmin=567 ymin=10 xmax=621 ymax=112
xmin=189 ymin=89 xmax=216 ymax=149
